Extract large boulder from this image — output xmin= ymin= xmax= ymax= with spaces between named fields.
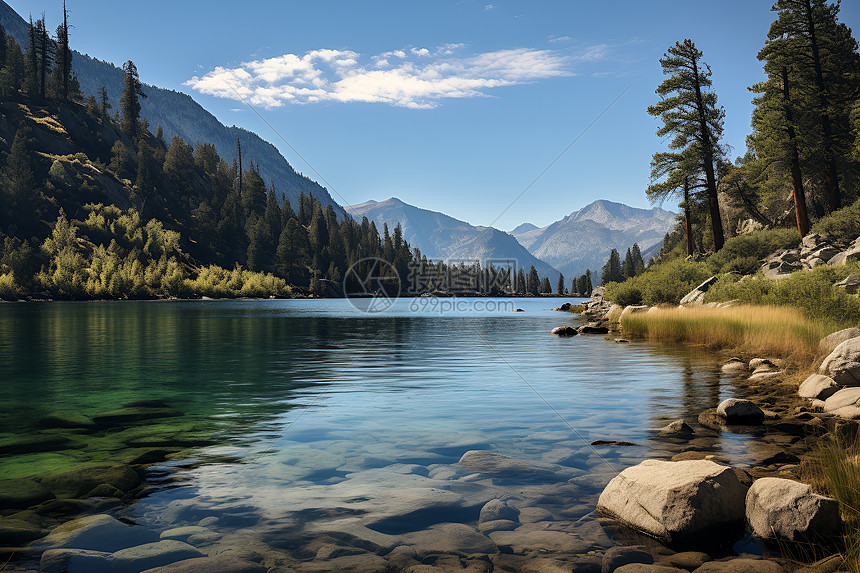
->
xmin=620 ymin=305 xmax=650 ymax=321
xmin=680 ymin=277 xmax=718 ymax=307
xmin=596 ymin=459 xmax=748 ymax=544
xmin=36 ymin=514 xmax=159 ymax=553
xmin=828 ymin=239 xmax=860 ymax=267
xmin=0 ymin=478 xmax=55 ymax=509
xmin=819 ymin=337 xmax=860 ymax=386
xmin=602 ymin=545 xmax=653 ymax=573
xmin=820 ymin=328 xmax=860 ymax=353
xmin=745 ymin=477 xmax=841 ymax=543
xmin=798 ymin=374 xmax=839 ymax=401
xmin=39 ymin=464 xmax=141 ymax=498
xmin=822 ymin=388 xmax=860 ymax=419
xmin=109 ymin=540 xmax=204 ymax=572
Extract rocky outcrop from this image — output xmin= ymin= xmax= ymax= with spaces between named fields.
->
xmin=819 ymin=337 xmax=860 ymax=386
xmin=745 ymin=477 xmax=841 ymax=543
xmin=820 ymin=328 xmax=860 ymax=353
xmin=834 ymin=274 xmax=860 ymax=294
xmin=679 ymin=277 xmax=718 ymax=307
xmin=828 ymin=236 xmax=860 ymax=266
xmin=596 ymin=459 xmax=747 ymax=544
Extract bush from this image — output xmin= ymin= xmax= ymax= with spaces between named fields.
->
xmin=811 ymin=196 xmax=860 ymax=242
xmin=0 ymin=272 xmax=21 ymax=300
xmin=707 ymin=228 xmax=800 ymax=275
xmin=704 ymin=261 xmax=860 ymax=327
xmin=604 ymin=258 xmax=711 ymax=306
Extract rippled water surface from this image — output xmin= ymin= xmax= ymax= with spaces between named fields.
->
xmin=0 ymin=298 xmax=763 ymax=564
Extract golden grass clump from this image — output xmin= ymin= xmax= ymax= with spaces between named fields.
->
xmin=620 ymin=304 xmax=842 ymax=359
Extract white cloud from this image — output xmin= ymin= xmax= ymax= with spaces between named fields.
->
xmin=548 ymin=35 xmax=572 ymax=43
xmin=186 ymin=45 xmax=580 ymax=109
xmin=484 ymin=4 xmax=495 ymax=10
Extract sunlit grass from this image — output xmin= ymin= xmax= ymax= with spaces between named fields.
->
xmin=620 ymin=305 xmax=841 ymax=359
xmin=806 ymin=436 xmax=860 ymax=572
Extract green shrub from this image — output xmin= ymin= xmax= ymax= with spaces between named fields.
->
xmin=811 ymin=196 xmax=860 ymax=242
xmin=0 ymin=272 xmax=21 ymax=300
xmin=605 ymin=258 xmax=711 ymax=306
xmin=707 ymin=228 xmax=800 ymax=275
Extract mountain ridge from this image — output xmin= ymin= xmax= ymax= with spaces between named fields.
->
xmin=0 ymin=1 xmax=346 ymax=218
xmin=348 ymin=197 xmax=561 ymax=283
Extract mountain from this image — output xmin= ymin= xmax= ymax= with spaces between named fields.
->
xmin=348 ymin=198 xmax=561 ymax=282
xmin=0 ymin=1 xmax=345 ymax=218
xmin=512 ymin=200 xmax=676 ymax=281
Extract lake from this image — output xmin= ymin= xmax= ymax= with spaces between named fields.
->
xmin=0 ymin=298 xmax=764 ymax=568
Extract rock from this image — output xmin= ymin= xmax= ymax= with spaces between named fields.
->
xmin=138 ymin=556 xmax=266 ymax=573
xmin=551 ymin=326 xmax=578 ymax=336
xmin=579 ymin=325 xmax=610 ymax=335
xmin=109 ymin=540 xmax=204 ymax=572
xmin=834 ymin=274 xmax=860 ymax=294
xmin=37 ymin=412 xmax=95 ymax=429
xmin=0 ymin=433 xmax=73 ymax=455
xmin=557 ymin=303 xmax=572 ymax=311
xmin=602 ymin=545 xmax=653 ymax=573
xmin=828 ymin=244 xmax=860 ymax=266
xmin=820 ymin=337 xmax=860 ymax=386
xmin=92 ymin=407 xmax=183 ymax=426
xmin=716 ymin=399 xmax=764 ymax=424
xmin=655 ymin=552 xmax=711 ymax=572
xmin=680 ymin=277 xmax=718 ymax=307
xmin=517 ymin=507 xmax=554 ymax=523
xmin=721 ymin=359 xmax=747 ymax=376
xmin=620 ymin=306 xmax=650 ymax=321
xmin=0 ymin=517 xmax=46 ymax=545
xmin=37 ymin=514 xmax=159 ymax=553
xmin=746 ymin=477 xmax=841 ymax=543
xmin=400 ymin=523 xmax=497 ymax=558
xmin=820 ymin=328 xmax=860 ymax=353
xmin=793 ymin=554 xmax=844 ymax=573
xmin=477 ymin=519 xmax=517 ymax=534
xmin=296 ymin=554 xmax=390 ymax=572
xmin=458 ymin=450 xmax=571 ymax=484
xmin=822 ymin=387 xmax=860 ymax=420
xmin=40 ymin=548 xmax=113 ymax=573
xmin=749 ymin=358 xmax=778 ymax=371
xmin=489 ymin=529 xmax=590 ymax=554
xmin=479 ymin=499 xmax=518 ymax=523
xmin=514 ymin=308 xmax=525 ymax=312
xmin=40 ymin=464 xmax=141 ymax=498
xmin=692 ymin=559 xmax=786 ymax=573
xmin=658 ymin=420 xmax=694 ymax=436
xmin=737 ymin=219 xmax=764 ymax=235
xmin=591 ymin=440 xmax=638 ymax=447
xmin=616 ymin=566 xmax=688 ymax=573
xmin=0 ymin=478 xmax=55 ymax=509
xmin=596 ymin=459 xmax=747 ymax=544
xmin=798 ymin=374 xmax=839 ymax=401
xmin=159 ymin=526 xmax=210 ymax=543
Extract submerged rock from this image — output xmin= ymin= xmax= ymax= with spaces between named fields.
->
xmin=658 ymin=420 xmax=694 ymax=436
xmin=596 ymin=459 xmax=747 ymax=545
xmin=745 ymin=477 xmax=841 ymax=543
xmin=478 ymin=499 xmax=518 ymax=523
xmin=39 ymin=463 xmax=141 ymax=499
xmin=716 ymin=399 xmax=764 ymax=424
xmin=109 ymin=540 xmax=204 ymax=572
xmin=138 ymin=556 xmax=266 ymax=573
xmin=37 ymin=412 xmax=95 ymax=429
xmin=551 ymin=326 xmax=578 ymax=336
xmin=602 ymin=545 xmax=653 ymax=573
xmin=36 ymin=514 xmax=159 ymax=553
xmin=819 ymin=337 xmax=860 ymax=386
xmin=0 ymin=517 xmax=47 ymax=545
xmin=40 ymin=548 xmax=113 ymax=573
xmin=458 ymin=450 xmax=572 ymax=484
xmin=692 ymin=559 xmax=786 ymax=573
xmin=0 ymin=478 xmax=55 ymax=509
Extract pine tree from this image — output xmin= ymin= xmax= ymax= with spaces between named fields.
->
xmin=622 ymin=248 xmax=635 ymax=278
xmin=99 ymin=86 xmax=111 ymax=120
xmin=120 ymin=60 xmax=146 ymax=139
xmin=49 ymin=2 xmax=72 ymax=101
xmin=648 ymin=40 xmax=727 ymax=251
xmin=3 ymin=123 xmax=36 ymax=216
xmin=527 ymin=265 xmax=540 ymax=296
xmin=0 ymin=23 xmax=6 ymax=79
xmin=556 ymin=273 xmax=565 ymax=295
xmin=585 ymin=269 xmax=593 ymax=295
xmin=763 ymin=0 xmax=860 ymax=211
xmin=1 ymin=35 xmax=24 ymax=97
xmin=135 ymin=142 xmax=155 ymax=198
xmin=601 ymin=249 xmax=623 ymax=285
xmin=631 ymin=244 xmax=645 ymax=276
xmin=517 ymin=267 xmax=526 ymax=295
xmin=539 ymin=277 xmax=551 ymax=294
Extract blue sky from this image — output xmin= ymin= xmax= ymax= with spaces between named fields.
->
xmin=9 ymin=1 xmax=860 ymax=229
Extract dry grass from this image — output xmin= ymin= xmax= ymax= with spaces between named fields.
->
xmin=806 ymin=436 xmax=860 ymax=572
xmin=621 ymin=305 xmax=842 ymax=360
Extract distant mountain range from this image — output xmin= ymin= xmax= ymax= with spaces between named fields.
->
xmin=0 ymin=1 xmax=345 ymax=218
xmin=511 ymin=200 xmax=676 ymax=280
xmin=348 ymin=198 xmax=561 ymax=282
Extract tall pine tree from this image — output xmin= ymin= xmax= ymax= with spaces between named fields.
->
xmin=121 ymin=60 xmax=146 ymax=139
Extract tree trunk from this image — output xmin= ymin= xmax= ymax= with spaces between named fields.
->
xmin=782 ymin=67 xmax=810 ymax=237
xmin=803 ymin=0 xmax=841 ymax=212
xmin=691 ymin=55 xmax=725 ymax=251
xmin=684 ymin=180 xmax=694 ymax=257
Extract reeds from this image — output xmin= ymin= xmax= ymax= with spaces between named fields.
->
xmin=620 ymin=305 xmax=841 ymax=359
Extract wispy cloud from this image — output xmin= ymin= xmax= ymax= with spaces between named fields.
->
xmin=186 ymin=44 xmax=582 ymax=110
xmin=484 ymin=4 xmax=495 ymax=10
xmin=548 ymin=35 xmax=571 ymax=43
